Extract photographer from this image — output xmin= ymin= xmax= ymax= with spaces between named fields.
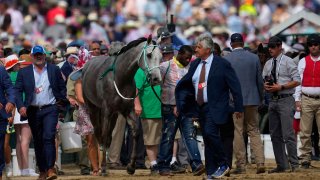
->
xmin=262 ymin=36 xmax=301 ymax=173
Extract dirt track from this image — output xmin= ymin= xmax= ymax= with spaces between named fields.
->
xmin=6 ymin=160 xmax=320 ymax=180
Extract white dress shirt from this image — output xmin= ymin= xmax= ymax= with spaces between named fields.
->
xmin=294 ymin=55 xmax=320 ymax=101
xmin=192 ymin=53 xmax=214 ymax=103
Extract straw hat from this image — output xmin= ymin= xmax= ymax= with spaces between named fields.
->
xmin=4 ymin=54 xmax=24 ymax=70
xmin=65 ymin=47 xmax=79 ymax=56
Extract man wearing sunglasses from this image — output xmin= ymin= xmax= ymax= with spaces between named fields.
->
xmin=295 ymin=34 xmax=320 ymax=169
xmin=262 ymin=36 xmax=301 ymax=173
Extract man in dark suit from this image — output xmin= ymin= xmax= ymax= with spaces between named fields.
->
xmin=175 ymin=33 xmax=243 ymax=179
xmin=15 ymin=45 xmax=67 ymax=180
xmin=0 ymin=65 xmax=14 ymax=180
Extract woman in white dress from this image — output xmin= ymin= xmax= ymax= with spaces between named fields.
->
xmin=5 ymin=54 xmax=37 ymax=176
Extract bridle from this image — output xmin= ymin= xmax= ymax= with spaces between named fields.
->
xmin=100 ymin=41 xmax=160 ymax=100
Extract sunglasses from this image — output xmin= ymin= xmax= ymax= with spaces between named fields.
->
xmin=308 ymin=43 xmax=319 ymax=47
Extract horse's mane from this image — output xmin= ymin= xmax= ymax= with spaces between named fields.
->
xmin=117 ymin=37 xmax=147 ymax=55
xmin=117 ymin=37 xmax=156 ymax=56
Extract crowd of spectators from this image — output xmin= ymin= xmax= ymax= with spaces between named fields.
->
xmin=0 ymin=0 xmax=319 ymax=61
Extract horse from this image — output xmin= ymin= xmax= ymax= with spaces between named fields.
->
xmin=81 ymin=36 xmax=162 ymax=175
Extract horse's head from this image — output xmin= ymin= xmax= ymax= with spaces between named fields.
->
xmin=138 ymin=35 xmax=162 ymax=85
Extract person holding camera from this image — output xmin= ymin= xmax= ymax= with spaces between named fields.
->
xmin=295 ymin=34 xmax=320 ymax=169
xmin=262 ymin=36 xmax=300 ymax=173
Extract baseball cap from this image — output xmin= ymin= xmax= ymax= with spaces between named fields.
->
xmin=157 ymin=27 xmax=172 ymax=39
xmin=307 ymin=34 xmax=320 ymax=44
xmin=161 ymin=44 xmax=174 ymax=54
xmin=268 ymin=36 xmax=282 ymax=45
xmin=230 ymin=33 xmax=243 ymax=43
xmin=31 ymin=45 xmax=46 ymax=54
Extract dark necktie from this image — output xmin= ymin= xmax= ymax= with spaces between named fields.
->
xmin=271 ymin=58 xmax=277 ymax=84
xmin=197 ymin=61 xmax=206 ymax=106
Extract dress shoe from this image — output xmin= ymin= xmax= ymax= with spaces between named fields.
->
xmin=212 ymin=164 xmax=230 ymax=178
xmin=46 ymin=168 xmax=57 ymax=180
xmin=37 ymin=172 xmax=47 ymax=180
xmin=268 ymin=166 xmax=285 ymax=174
xmin=150 ymin=164 xmax=159 ymax=175
xmin=301 ymin=161 xmax=310 ymax=169
xmin=193 ymin=164 xmax=205 ymax=176
xmin=256 ymin=164 xmax=266 ymax=174
xmin=170 ymin=161 xmax=186 ymax=173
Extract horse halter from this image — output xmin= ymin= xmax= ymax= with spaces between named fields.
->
xmin=137 ymin=41 xmax=160 ymax=81
xmin=112 ymin=41 xmax=160 ymax=100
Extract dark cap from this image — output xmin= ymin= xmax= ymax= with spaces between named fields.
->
xmin=161 ymin=44 xmax=174 ymax=54
xmin=157 ymin=27 xmax=172 ymax=39
xmin=268 ymin=36 xmax=282 ymax=45
xmin=307 ymin=34 xmax=320 ymax=44
xmin=230 ymin=33 xmax=243 ymax=43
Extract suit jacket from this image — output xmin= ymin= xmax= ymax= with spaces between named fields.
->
xmin=224 ymin=49 xmax=263 ymax=105
xmin=175 ymin=55 xmax=243 ymax=124
xmin=60 ymin=61 xmax=73 ymax=81
xmin=15 ymin=63 xmax=67 ymax=111
xmin=0 ymin=66 xmax=15 ymax=119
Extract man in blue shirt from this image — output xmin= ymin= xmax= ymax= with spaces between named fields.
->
xmin=15 ymin=45 xmax=67 ymax=180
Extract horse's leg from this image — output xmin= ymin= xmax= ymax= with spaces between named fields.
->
xmin=100 ymin=145 xmax=107 ymax=176
xmin=126 ymin=111 xmax=138 ymax=175
xmin=100 ymin=105 xmax=117 ymax=175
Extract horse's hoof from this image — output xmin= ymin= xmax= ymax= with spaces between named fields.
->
xmin=127 ymin=165 xmax=136 ymax=175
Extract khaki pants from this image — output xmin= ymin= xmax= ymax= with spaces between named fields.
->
xmin=233 ymin=106 xmax=265 ymax=167
xmin=299 ymin=95 xmax=320 ymax=162
xmin=107 ymin=114 xmax=126 ymax=164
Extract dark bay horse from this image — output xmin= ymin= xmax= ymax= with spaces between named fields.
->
xmin=81 ymin=37 xmax=162 ymax=174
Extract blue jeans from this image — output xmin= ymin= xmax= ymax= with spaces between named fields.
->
xmin=157 ymin=105 xmax=203 ymax=173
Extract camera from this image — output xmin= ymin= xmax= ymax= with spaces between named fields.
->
xmin=265 ymin=76 xmax=274 ymax=86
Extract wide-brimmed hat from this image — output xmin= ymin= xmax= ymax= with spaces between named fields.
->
xmin=65 ymin=46 xmax=79 ymax=56
xmin=5 ymin=54 xmax=25 ymax=70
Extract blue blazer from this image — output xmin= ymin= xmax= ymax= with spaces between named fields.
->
xmin=175 ymin=55 xmax=244 ymax=124
xmin=0 ymin=66 xmax=15 ymax=119
xmin=60 ymin=61 xmax=73 ymax=81
xmin=15 ymin=63 xmax=67 ymax=110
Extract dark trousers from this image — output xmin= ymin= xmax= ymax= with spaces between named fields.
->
xmin=0 ymin=120 xmax=6 ymax=175
xmin=220 ymin=114 xmax=234 ymax=168
xmin=198 ymin=104 xmax=228 ymax=175
xmin=28 ymin=105 xmax=58 ymax=172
